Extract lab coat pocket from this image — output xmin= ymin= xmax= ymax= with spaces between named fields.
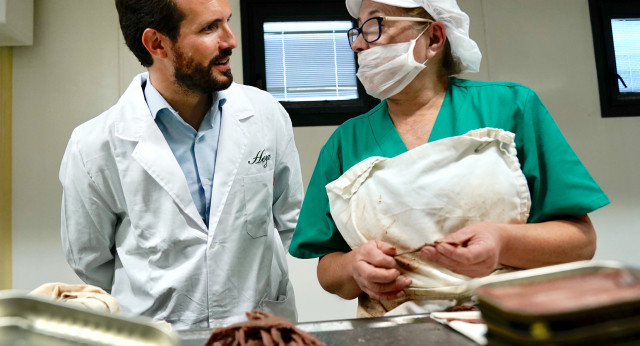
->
xmin=260 ymin=281 xmax=297 ymax=322
xmin=243 ymin=170 xmax=274 ymax=238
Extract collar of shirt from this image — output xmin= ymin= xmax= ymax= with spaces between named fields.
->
xmin=143 ymin=79 xmax=227 ymax=129
xmin=142 ymin=79 xmax=227 ymax=229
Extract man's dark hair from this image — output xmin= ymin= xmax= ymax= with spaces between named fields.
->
xmin=115 ymin=0 xmax=185 ymax=67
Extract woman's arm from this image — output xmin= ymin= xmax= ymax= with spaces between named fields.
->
xmin=317 ymin=240 xmax=413 ymax=300
xmin=420 ymin=215 xmax=596 ymax=277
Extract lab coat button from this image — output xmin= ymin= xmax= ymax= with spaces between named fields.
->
xmin=203 ymin=178 xmax=211 ymax=185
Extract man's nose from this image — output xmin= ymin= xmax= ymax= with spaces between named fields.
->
xmin=220 ymin=22 xmax=238 ymax=50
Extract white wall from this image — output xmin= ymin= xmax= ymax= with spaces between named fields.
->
xmin=12 ymin=0 xmax=121 ymax=289
xmin=10 ymin=0 xmax=640 ymax=323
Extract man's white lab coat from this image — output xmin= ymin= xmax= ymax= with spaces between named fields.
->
xmin=60 ymin=73 xmax=303 ymax=330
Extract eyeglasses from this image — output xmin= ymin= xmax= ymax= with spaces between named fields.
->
xmin=347 ymin=16 xmax=433 ymax=46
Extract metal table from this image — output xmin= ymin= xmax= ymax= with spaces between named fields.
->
xmin=179 ymin=313 xmax=476 ymax=346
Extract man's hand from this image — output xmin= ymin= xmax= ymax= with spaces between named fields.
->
xmin=420 ymin=222 xmax=503 ymax=277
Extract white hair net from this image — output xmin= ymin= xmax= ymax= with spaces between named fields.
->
xmin=346 ymin=0 xmax=481 ymax=73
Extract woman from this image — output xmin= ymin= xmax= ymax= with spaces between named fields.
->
xmin=289 ymin=0 xmax=609 ymax=316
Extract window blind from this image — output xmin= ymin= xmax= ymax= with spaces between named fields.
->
xmin=611 ymin=19 xmax=640 ymax=93
xmin=263 ymin=21 xmax=358 ymax=102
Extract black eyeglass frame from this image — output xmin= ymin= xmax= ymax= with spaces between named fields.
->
xmin=347 ymin=16 xmax=433 ymax=46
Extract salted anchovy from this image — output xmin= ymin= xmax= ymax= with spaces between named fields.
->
xmin=205 ymin=310 xmax=326 ymax=346
xmin=393 ymin=240 xmax=468 ymax=257
xmin=393 ymin=242 xmax=432 ymax=257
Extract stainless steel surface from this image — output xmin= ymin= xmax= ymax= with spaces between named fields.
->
xmin=179 ymin=313 xmax=477 ymax=346
xmin=297 ymin=313 xmax=438 ymax=333
xmin=0 ymin=291 xmax=179 ymax=346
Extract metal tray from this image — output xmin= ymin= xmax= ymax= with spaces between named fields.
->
xmin=0 ymin=291 xmax=179 ymax=346
xmin=472 ymin=260 xmax=640 ymax=344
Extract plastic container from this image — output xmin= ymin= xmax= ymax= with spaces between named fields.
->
xmin=474 ymin=261 xmax=640 ymax=345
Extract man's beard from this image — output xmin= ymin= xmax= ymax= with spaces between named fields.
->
xmin=172 ymin=47 xmax=233 ymax=94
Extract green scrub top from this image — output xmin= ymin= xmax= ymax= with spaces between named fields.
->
xmin=289 ymin=78 xmax=609 ymax=259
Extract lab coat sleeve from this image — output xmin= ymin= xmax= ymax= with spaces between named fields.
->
xmin=59 ymin=132 xmax=118 ymax=292
xmin=271 ymin=103 xmax=304 ymax=251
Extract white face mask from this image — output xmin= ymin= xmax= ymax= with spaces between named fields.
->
xmin=356 ymin=29 xmax=428 ymax=100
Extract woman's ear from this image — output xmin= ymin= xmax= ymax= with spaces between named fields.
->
xmin=425 ymin=21 xmax=447 ymax=59
xmin=141 ymin=28 xmax=169 ymax=60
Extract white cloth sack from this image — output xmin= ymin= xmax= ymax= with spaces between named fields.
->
xmin=326 ymin=128 xmax=531 ymax=300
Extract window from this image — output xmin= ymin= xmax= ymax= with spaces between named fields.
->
xmin=263 ymin=21 xmax=357 ymax=102
xmin=589 ymin=0 xmax=640 ymax=117
xmin=610 ymin=19 xmax=640 ymax=93
xmin=240 ymin=0 xmax=378 ymax=126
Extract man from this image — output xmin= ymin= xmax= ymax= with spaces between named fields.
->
xmin=60 ymin=0 xmax=303 ymax=330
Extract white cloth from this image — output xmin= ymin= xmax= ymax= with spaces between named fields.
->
xmin=30 ymin=282 xmax=121 ymax=314
xmin=346 ymin=0 xmax=482 ymax=73
xmin=326 ymin=128 xmax=530 ymax=308
xmin=60 ymin=72 xmax=304 ymax=330
xmin=431 ymin=311 xmax=487 ymax=345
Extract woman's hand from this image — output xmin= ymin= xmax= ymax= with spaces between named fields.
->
xmin=351 ymin=240 xmax=412 ymax=300
xmin=419 ymin=215 xmax=597 ymax=277
xmin=420 ymin=222 xmax=503 ymax=277
xmin=317 ymin=240 xmax=412 ymax=300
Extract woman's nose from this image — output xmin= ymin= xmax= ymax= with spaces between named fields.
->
xmin=350 ymin=33 xmax=369 ymax=53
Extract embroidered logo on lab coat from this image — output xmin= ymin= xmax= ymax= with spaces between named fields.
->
xmin=248 ymin=149 xmax=270 ymax=168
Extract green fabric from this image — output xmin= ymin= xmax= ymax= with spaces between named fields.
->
xmin=289 ymin=78 xmax=610 ymax=259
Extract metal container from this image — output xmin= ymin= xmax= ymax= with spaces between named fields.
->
xmin=474 ymin=260 xmax=640 ymax=345
xmin=0 ymin=291 xmax=179 ymax=346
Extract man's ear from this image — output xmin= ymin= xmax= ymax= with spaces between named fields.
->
xmin=141 ymin=28 xmax=169 ymax=59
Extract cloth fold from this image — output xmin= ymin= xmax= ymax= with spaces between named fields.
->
xmin=29 ymin=282 xmax=121 ymax=314
xmin=431 ymin=310 xmax=487 ymax=345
